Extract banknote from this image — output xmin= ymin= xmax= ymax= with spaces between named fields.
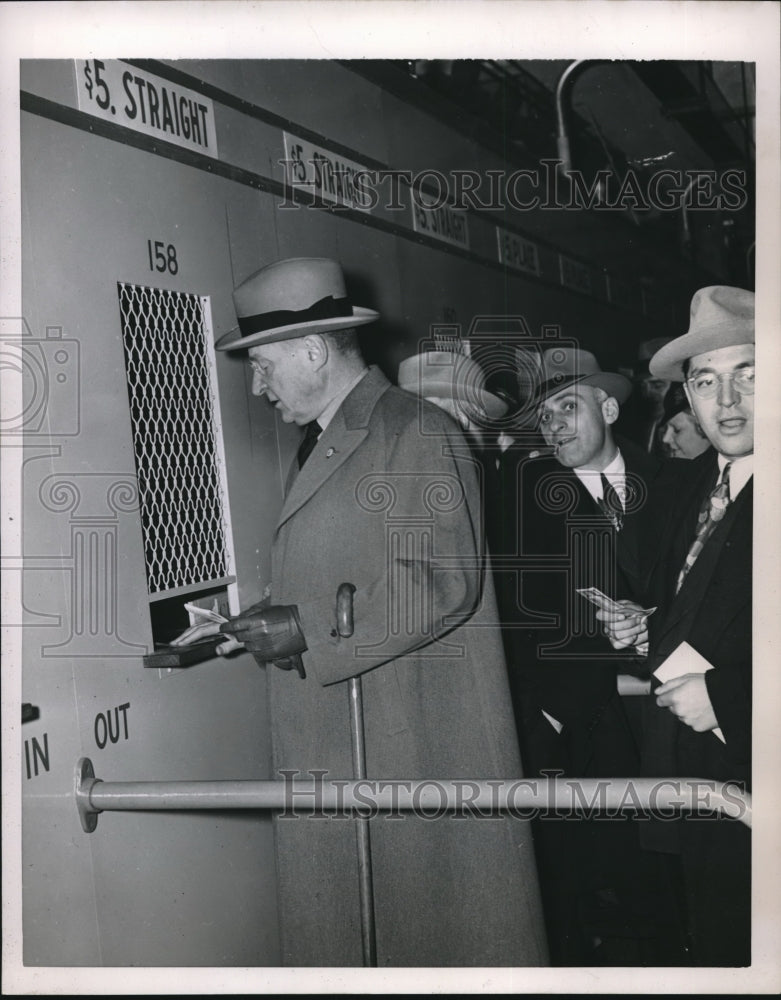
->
xmin=183 ymin=601 xmax=229 ymax=624
xmin=576 ymin=587 xmax=657 ymax=618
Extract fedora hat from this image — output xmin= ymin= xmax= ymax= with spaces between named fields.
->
xmin=649 ymin=285 xmax=754 ymax=381
xmin=398 ymin=351 xmax=508 ymax=420
xmin=216 ymin=257 xmax=379 ymax=351
xmin=535 ymin=347 xmax=632 ymax=406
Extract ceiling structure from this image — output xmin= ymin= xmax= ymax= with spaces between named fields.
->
xmin=350 ymin=58 xmax=756 ymax=293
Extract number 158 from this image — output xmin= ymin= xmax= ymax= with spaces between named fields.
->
xmin=147 ymin=240 xmax=179 ymax=275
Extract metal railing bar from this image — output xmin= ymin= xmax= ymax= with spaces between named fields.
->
xmin=75 ymin=758 xmax=751 ymax=833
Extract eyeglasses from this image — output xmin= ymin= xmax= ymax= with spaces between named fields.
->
xmin=686 ymin=367 xmax=755 ymax=399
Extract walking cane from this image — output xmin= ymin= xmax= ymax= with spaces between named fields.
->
xmin=336 ymin=582 xmax=377 ymax=968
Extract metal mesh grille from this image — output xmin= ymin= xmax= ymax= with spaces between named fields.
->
xmin=118 ymin=282 xmax=229 ymax=595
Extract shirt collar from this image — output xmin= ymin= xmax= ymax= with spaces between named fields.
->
xmin=573 ymin=449 xmax=626 ymax=503
xmin=316 ymin=368 xmax=369 ymax=431
xmin=718 ymin=452 xmax=752 ymax=499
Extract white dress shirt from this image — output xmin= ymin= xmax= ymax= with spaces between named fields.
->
xmin=542 ymin=450 xmax=627 ymax=734
xmin=719 ymin=452 xmax=752 ymax=499
xmin=573 ymin=449 xmax=627 ymax=508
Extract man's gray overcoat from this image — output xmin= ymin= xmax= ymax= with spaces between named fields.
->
xmin=266 ymin=365 xmax=546 ymax=966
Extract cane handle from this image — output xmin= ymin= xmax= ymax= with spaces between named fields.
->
xmin=337 ymin=582 xmax=356 ymax=638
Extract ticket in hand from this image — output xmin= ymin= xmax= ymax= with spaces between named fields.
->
xmin=576 ymin=587 xmax=657 ymax=618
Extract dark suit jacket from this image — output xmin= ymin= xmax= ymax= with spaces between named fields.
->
xmin=642 ymin=450 xmax=752 ymax=789
xmin=638 ymin=450 xmax=752 ymax=966
xmin=496 ymin=437 xmax=659 ymax=774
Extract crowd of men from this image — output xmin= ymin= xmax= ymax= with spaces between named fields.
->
xmin=490 ymin=285 xmax=753 ymax=967
xmin=174 ymin=260 xmax=753 ymax=969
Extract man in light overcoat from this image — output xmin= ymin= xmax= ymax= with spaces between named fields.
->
xmin=177 ymin=257 xmax=546 ymax=967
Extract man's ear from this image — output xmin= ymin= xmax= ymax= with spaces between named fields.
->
xmin=602 ymin=396 xmax=619 ymax=425
xmin=303 ymin=334 xmax=328 ymax=371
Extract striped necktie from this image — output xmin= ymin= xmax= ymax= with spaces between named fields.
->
xmin=599 ymin=472 xmax=624 ymax=531
xmin=675 ymin=463 xmax=732 ymax=594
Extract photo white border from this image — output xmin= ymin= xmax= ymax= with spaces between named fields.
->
xmin=2 ymin=1 xmax=779 ymax=994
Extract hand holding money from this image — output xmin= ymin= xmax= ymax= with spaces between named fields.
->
xmin=596 ymin=600 xmax=649 ymax=652
xmin=169 ymin=603 xmax=244 ymax=656
xmin=579 ymin=589 xmax=655 ymax=655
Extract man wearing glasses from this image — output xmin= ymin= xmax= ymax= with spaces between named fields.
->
xmin=599 ymin=285 xmax=754 ymax=966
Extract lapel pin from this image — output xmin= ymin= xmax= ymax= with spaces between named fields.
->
xmin=326 ymin=447 xmax=335 ymax=458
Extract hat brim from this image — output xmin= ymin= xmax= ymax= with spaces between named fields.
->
xmin=399 ymin=375 xmax=509 ymax=420
xmin=535 ymin=372 xmax=632 ymax=407
xmin=215 ymin=306 xmax=379 ymax=351
xmin=649 ymin=323 xmax=755 ymax=381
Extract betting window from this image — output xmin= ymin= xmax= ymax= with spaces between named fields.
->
xmin=117 ymin=282 xmax=236 ymax=663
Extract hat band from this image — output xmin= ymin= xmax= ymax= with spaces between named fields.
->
xmin=237 ymin=295 xmax=352 ymax=338
xmin=535 ymin=373 xmax=588 ymax=404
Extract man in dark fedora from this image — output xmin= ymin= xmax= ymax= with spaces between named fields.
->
xmin=174 ymin=257 xmax=545 ymax=967
xmin=507 ymin=346 xmax=670 ymax=964
xmin=513 ymin=347 xmax=659 ymax=774
xmin=599 ymin=285 xmax=754 ymax=966
xmin=615 ymin=336 xmax=674 ymax=458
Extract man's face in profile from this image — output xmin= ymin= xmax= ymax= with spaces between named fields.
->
xmin=248 ymin=338 xmax=320 ymax=426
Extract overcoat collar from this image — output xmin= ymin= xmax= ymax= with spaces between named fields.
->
xmin=275 ymin=365 xmax=391 ymax=531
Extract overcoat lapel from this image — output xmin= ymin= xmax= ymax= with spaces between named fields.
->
xmin=275 ymin=366 xmax=388 ymax=533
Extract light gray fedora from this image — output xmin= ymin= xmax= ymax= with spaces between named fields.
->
xmin=216 ymin=257 xmax=379 ymax=351
xmin=398 ymin=351 xmax=509 ymax=420
xmin=649 ymin=286 xmax=755 ymax=381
